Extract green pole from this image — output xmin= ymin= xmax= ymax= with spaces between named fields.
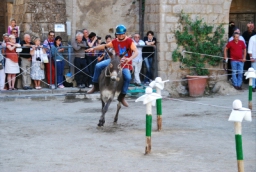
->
xmin=156 ymin=88 xmax=162 ymax=131
xmin=234 ymin=122 xmax=244 ymax=172
xmin=145 ymin=102 xmax=152 ymax=154
xmin=248 ymin=78 xmax=252 ymax=110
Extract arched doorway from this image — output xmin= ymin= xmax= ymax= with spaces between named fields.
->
xmin=229 ymin=0 xmax=256 ymax=34
xmin=229 ymin=0 xmax=256 ymax=84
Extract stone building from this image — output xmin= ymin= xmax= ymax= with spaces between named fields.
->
xmin=0 ymin=0 xmax=256 ymax=94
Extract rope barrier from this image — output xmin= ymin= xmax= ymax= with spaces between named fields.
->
xmin=183 ymin=50 xmax=253 ymax=62
xmin=166 ymin=97 xmax=256 ymax=114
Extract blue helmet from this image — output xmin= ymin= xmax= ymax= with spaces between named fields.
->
xmin=115 ymin=25 xmax=126 ymax=35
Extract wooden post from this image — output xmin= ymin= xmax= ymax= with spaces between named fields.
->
xmin=229 ymin=99 xmax=252 ymax=172
xmin=156 ymin=88 xmax=162 ymax=131
xmin=234 ymin=122 xmax=244 ymax=172
xmin=145 ymin=102 xmax=152 ymax=154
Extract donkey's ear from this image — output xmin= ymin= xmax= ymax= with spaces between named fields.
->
xmin=105 ymin=46 xmax=113 ymax=58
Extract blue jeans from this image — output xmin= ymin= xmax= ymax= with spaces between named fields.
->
xmin=144 ymin=57 xmax=153 ymax=83
xmin=231 ymin=61 xmax=244 ymax=87
xmin=251 ymin=62 xmax=256 ymax=88
xmin=92 ymin=59 xmax=131 ymax=94
xmin=56 ymin=60 xmax=65 ymax=85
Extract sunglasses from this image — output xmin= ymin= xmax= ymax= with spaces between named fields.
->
xmin=50 ymin=35 xmax=55 ymax=36
xmin=12 ymin=32 xmax=17 ymax=34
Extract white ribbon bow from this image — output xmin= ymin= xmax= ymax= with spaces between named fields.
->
xmin=135 ymin=87 xmax=162 ymax=106
xmin=244 ymin=67 xmax=256 ymax=79
xmin=149 ymin=77 xmax=169 ymax=90
xmin=228 ymin=99 xmax=252 ymax=122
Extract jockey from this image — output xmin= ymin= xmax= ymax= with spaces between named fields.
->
xmin=86 ymin=25 xmax=139 ymax=107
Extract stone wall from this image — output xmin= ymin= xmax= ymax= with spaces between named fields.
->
xmin=13 ymin=0 xmax=67 ymax=43
xmin=66 ymin=0 xmax=139 ymax=42
xmin=144 ymin=0 xmax=232 ymax=96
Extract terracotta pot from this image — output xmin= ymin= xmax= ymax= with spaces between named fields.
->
xmin=187 ymin=75 xmax=208 ymax=97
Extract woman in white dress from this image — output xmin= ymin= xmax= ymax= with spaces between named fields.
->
xmin=30 ymin=38 xmax=45 ymax=89
xmin=5 ymin=35 xmax=20 ymax=90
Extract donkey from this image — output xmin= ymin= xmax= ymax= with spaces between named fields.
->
xmin=97 ymin=48 xmax=128 ymax=127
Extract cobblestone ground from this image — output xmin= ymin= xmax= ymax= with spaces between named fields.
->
xmin=0 ymin=92 xmax=255 ymax=172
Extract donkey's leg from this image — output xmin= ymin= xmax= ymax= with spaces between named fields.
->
xmin=98 ymin=98 xmax=112 ymax=127
xmin=114 ymin=102 xmax=122 ymax=123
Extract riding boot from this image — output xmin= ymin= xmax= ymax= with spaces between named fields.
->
xmin=118 ymin=93 xmax=129 ymax=107
xmin=87 ymin=83 xmax=99 ymax=94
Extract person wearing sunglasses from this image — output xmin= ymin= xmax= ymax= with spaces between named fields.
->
xmin=11 ymin=28 xmax=20 ymax=44
xmin=43 ymin=31 xmax=56 ymax=88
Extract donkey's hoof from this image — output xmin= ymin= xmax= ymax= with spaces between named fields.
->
xmin=98 ymin=120 xmax=105 ymax=127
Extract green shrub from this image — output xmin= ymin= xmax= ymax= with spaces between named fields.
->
xmin=172 ymin=12 xmax=225 ymax=76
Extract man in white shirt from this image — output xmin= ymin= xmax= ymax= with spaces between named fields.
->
xmin=248 ymin=34 xmax=256 ymax=92
xmin=132 ymin=33 xmax=145 ymax=86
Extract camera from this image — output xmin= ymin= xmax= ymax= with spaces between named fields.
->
xmin=36 ymin=47 xmax=41 ymax=50
xmin=36 ymin=57 xmax=41 ymax=61
xmin=97 ymin=36 xmax=101 ymax=40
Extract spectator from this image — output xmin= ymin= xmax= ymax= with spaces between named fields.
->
xmin=20 ymin=34 xmax=34 ymax=90
xmin=5 ymin=35 xmax=20 ymax=90
xmin=242 ymin=23 xmax=256 ymax=84
xmin=7 ymin=19 xmax=19 ymax=37
xmin=142 ymin=30 xmax=156 ymax=84
xmin=132 ymin=33 xmax=145 ymax=86
xmin=242 ymin=22 xmax=256 ymax=46
xmin=228 ymin=28 xmax=246 ymax=46
xmin=43 ymin=31 xmax=55 ymax=88
xmin=72 ymin=32 xmax=88 ymax=88
xmin=87 ymin=32 xmax=99 ymax=87
xmin=11 ymin=28 xmax=20 ymax=44
xmin=30 ymin=38 xmax=45 ymax=90
xmin=227 ymin=28 xmax=246 ymax=82
xmin=51 ymin=36 xmax=65 ymax=89
xmin=0 ymin=40 xmax=5 ymax=91
xmin=97 ymin=35 xmax=113 ymax=62
xmin=224 ymin=32 xmax=246 ymax=90
xmin=0 ymin=33 xmax=9 ymax=90
xmin=82 ymin=29 xmax=89 ymax=43
xmin=228 ymin=21 xmax=235 ymax=38
xmin=248 ymin=34 xmax=256 ymax=92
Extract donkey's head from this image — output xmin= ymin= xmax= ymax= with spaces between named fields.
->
xmin=104 ymin=47 xmax=122 ymax=82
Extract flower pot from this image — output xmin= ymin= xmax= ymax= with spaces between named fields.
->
xmin=187 ymin=75 xmax=208 ymax=97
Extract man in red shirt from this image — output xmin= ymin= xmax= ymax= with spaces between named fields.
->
xmin=224 ymin=32 xmax=246 ymax=90
xmin=86 ymin=25 xmax=138 ymax=107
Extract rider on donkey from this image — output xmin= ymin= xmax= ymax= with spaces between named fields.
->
xmin=86 ymin=25 xmax=138 ymax=107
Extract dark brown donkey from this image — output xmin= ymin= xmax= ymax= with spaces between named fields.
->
xmin=97 ymin=48 xmax=128 ymax=127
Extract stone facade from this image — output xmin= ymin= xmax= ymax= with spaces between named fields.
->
xmin=144 ymin=0 xmax=234 ymax=96
xmin=8 ymin=0 xmax=256 ymax=94
xmin=65 ymin=0 xmax=139 ymax=42
xmin=12 ymin=0 xmax=67 ymax=42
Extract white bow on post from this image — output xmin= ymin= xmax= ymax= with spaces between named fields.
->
xmin=149 ymin=77 xmax=169 ymax=90
xmin=228 ymin=99 xmax=252 ymax=122
xmin=244 ymin=67 xmax=256 ymax=79
xmin=135 ymin=87 xmax=162 ymax=106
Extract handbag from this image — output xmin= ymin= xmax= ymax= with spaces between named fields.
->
xmin=41 ymin=53 xmax=49 ymax=63
xmin=40 ymin=62 xmax=45 ymax=70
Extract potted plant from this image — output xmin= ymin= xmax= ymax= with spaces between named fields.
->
xmin=172 ymin=12 xmax=225 ymax=97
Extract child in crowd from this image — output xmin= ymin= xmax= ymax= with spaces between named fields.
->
xmin=51 ymin=36 xmax=65 ymax=89
xmin=7 ymin=19 xmax=19 ymax=36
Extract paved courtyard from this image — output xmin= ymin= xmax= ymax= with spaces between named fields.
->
xmin=0 ymin=90 xmax=255 ymax=172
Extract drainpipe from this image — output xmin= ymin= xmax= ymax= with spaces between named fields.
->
xmin=139 ymin=0 xmax=144 ymax=38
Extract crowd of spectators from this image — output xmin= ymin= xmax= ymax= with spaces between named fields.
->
xmin=226 ymin=21 xmax=256 ymax=92
xmin=0 ymin=19 xmax=157 ymax=91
